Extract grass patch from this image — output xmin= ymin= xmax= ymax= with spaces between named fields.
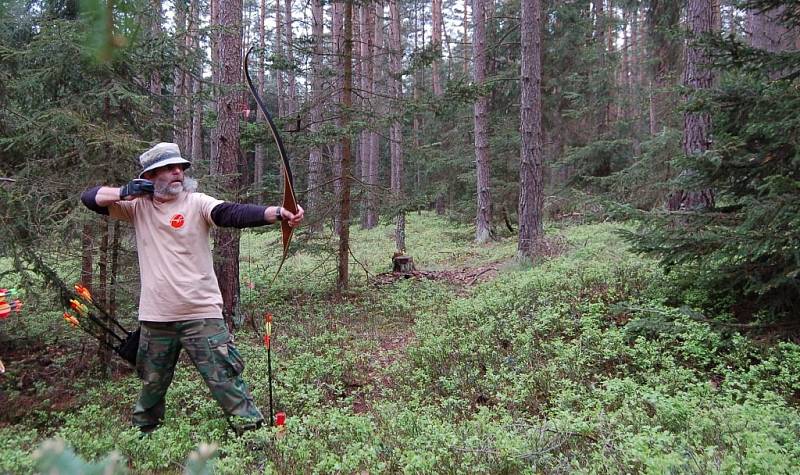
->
xmin=1 ymin=217 xmax=799 ymax=473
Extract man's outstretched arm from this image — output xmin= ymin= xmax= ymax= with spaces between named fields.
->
xmin=81 ymin=180 xmax=154 ymax=214
xmin=210 ymin=203 xmax=305 ymax=228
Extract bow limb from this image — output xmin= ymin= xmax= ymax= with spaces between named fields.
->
xmin=244 ymin=46 xmax=299 ymax=282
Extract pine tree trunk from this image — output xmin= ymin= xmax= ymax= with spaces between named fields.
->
xmin=359 ymin=4 xmax=372 ymax=228
xmin=668 ymin=0 xmax=715 ymax=211
xmin=276 ymin=0 xmax=284 ymax=116
xmin=210 ymin=0 xmax=219 ymax=172
xmin=622 ymin=9 xmax=630 ymax=122
xmin=189 ymin=0 xmax=203 ymax=163
xmin=518 ymin=0 xmax=544 ymax=258
xmin=747 ymin=6 xmax=797 ymax=78
xmin=473 ymin=0 xmax=492 ymax=243
xmin=80 ymin=221 xmax=95 ymax=360
xmin=354 ymin=2 xmax=362 ymax=223
xmin=285 ymin=0 xmax=296 ymax=117
xmin=463 ymin=0 xmax=470 ymax=77
xmin=109 ymin=221 xmax=119 ymax=327
xmin=254 ymin=0 xmax=267 ymax=199
xmin=213 ymin=0 xmax=243 ymax=330
xmin=337 ymin=0 xmax=355 ymax=294
xmin=367 ymin=2 xmax=381 ymax=229
xmin=432 ymin=0 xmax=443 ymax=96
xmin=80 ymin=223 xmax=93 ymax=299
xmin=646 ymin=0 xmax=681 ymax=135
xmin=632 ymin=7 xmax=645 ymax=137
xmin=389 ymin=0 xmax=405 ymax=252
xmin=332 ymin=0 xmax=344 ymax=235
xmin=96 ymin=217 xmax=111 ymax=375
xmin=149 ymin=0 xmax=162 ymax=117
xmin=307 ymin=0 xmax=324 ymax=234
xmin=173 ymin=0 xmax=188 ymax=153
xmin=433 ymin=0 xmax=447 ymax=212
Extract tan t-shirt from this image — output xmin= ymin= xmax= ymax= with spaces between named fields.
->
xmin=108 ymin=192 xmax=224 ymax=322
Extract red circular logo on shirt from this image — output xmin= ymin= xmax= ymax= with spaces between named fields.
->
xmin=170 ymin=214 xmax=185 ymax=229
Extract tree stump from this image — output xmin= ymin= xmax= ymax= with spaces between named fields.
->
xmin=392 ymin=255 xmax=415 ymax=273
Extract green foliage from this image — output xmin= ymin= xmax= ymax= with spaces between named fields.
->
xmin=0 ymin=427 xmax=38 ymax=474
xmin=621 ymin=71 xmax=800 ymax=318
xmin=3 ymin=218 xmax=800 ymax=473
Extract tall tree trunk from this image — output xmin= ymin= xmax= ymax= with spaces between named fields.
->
xmin=389 ymin=0 xmax=405 ymax=252
xmin=254 ymin=0 xmax=267 ymax=198
xmin=276 ymin=0 xmax=284 ymax=116
xmin=605 ymin=1 xmax=615 ymax=125
xmin=173 ymin=0 xmax=188 ymax=153
xmin=667 ymin=0 xmax=715 ymax=211
xmin=593 ymin=0 xmax=610 ymax=148
xmin=463 ymin=0 xmax=470 ymax=77
xmin=359 ymin=3 xmax=372 ymax=228
xmin=592 ymin=0 xmax=603 ymax=40
xmin=210 ymin=0 xmax=220 ymax=172
xmin=518 ymin=0 xmax=544 ymax=258
xmin=109 ymin=221 xmax=120 ymax=329
xmin=646 ymin=0 xmax=681 ymax=135
xmin=285 ymin=0 xmax=296 ymax=117
xmin=96 ymin=217 xmax=111 ymax=375
xmin=413 ymin=0 xmax=421 ymax=151
xmin=149 ymin=0 xmax=162 ymax=117
xmin=213 ymin=0 xmax=243 ymax=330
xmin=473 ymin=0 xmax=492 ymax=243
xmin=307 ymin=0 xmax=324 ymax=234
xmin=337 ymin=0 xmax=355 ymax=294
xmin=353 ymin=2 xmax=362 ymax=220
xmin=747 ymin=5 xmax=797 ymax=78
xmin=332 ymin=0 xmax=345 ymax=235
xmin=184 ymin=0 xmax=197 ymax=159
xmin=632 ymin=7 xmax=645 ymax=137
xmin=367 ymin=2 xmax=380 ymax=228
xmin=80 ymin=220 xmax=93 ymax=335
xmin=189 ymin=0 xmax=203 ymax=163
xmin=433 ymin=0 xmax=447 ymax=212
xmin=432 ymin=0 xmax=443 ymax=96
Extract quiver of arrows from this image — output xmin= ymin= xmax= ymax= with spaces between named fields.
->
xmin=61 ymin=284 xmax=139 ymax=366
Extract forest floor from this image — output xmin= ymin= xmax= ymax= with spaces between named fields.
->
xmin=350 ymin=261 xmax=511 ymax=414
xmin=2 ymin=215 xmax=800 ymax=474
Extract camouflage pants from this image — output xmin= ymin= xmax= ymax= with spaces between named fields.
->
xmin=132 ymin=318 xmax=264 ymax=431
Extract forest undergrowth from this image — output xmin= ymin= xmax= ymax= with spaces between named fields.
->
xmin=1 ymin=214 xmax=799 ymax=473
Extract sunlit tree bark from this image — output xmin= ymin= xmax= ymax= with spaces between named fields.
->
xmin=389 ymin=0 xmax=405 ymax=252
xmin=332 ymin=0 xmax=345 ymax=235
xmin=518 ymin=0 xmax=544 ymax=258
xmin=432 ymin=0 xmax=443 ymax=96
xmin=337 ymin=0 xmax=355 ymax=293
xmin=213 ymin=0 xmax=243 ymax=330
xmin=667 ymin=0 xmax=715 ymax=211
xmin=307 ymin=0 xmax=324 ymax=233
xmin=473 ymin=0 xmax=492 ymax=243
xmin=254 ymin=0 xmax=267 ymax=197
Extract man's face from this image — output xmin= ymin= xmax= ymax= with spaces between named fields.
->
xmin=145 ymin=163 xmax=187 ymax=196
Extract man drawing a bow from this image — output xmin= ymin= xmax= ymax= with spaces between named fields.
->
xmin=80 ymin=142 xmax=304 ymax=434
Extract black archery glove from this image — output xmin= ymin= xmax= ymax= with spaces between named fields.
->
xmin=119 ymin=179 xmax=154 ymax=200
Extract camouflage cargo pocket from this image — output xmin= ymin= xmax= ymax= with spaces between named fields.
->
xmin=207 ymin=331 xmax=245 ymax=382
